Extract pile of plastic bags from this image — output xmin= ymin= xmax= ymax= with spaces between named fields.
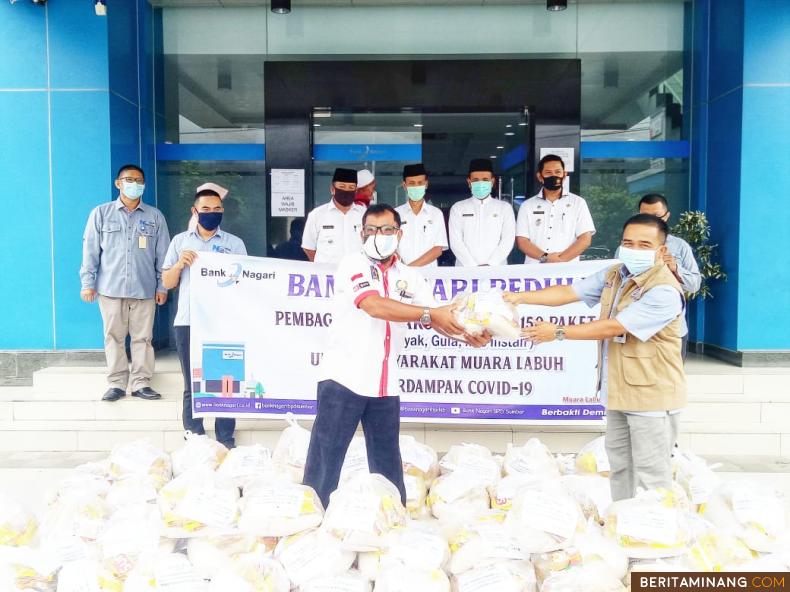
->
xmin=1 ymin=418 xmax=789 ymax=592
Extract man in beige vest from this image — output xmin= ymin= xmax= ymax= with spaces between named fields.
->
xmin=505 ymin=214 xmax=686 ymax=500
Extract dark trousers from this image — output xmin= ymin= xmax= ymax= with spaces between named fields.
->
xmin=174 ymin=325 xmax=236 ymax=447
xmin=303 ymin=380 xmax=405 ymax=508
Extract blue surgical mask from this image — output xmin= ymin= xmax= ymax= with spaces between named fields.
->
xmin=471 ymin=180 xmax=493 ymax=200
xmin=406 ymin=185 xmax=427 ymax=202
xmin=618 ymin=246 xmax=657 ymax=276
xmin=121 ymin=180 xmax=145 ymax=199
xmin=197 ymin=212 xmax=223 ymax=231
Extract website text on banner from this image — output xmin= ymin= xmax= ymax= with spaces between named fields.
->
xmin=189 ymin=253 xmax=613 ymax=425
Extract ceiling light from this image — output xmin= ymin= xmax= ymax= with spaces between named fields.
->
xmin=490 ymin=156 xmax=497 ymax=159
xmin=547 ymin=0 xmax=567 ymax=11
xmin=496 ymin=146 xmax=504 ymax=150
xmin=413 ymin=124 xmax=424 ymax=128
xmin=272 ymin=0 xmax=291 ymax=15
xmin=505 ymin=124 xmax=513 ymax=128
xmin=518 ymin=122 xmax=527 ymax=126
xmin=313 ymin=123 xmax=321 ymax=127
xmin=505 ymin=132 xmax=515 ymax=136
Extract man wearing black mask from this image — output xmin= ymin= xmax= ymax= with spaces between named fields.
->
xmin=302 ymin=168 xmax=365 ymax=264
xmin=516 ymin=154 xmax=595 ymax=264
xmin=162 ymin=189 xmax=247 ymax=448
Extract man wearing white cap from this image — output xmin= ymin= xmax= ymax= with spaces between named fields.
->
xmin=355 ymin=169 xmax=377 ymax=207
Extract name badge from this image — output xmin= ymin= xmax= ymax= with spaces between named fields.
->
xmin=322 ymin=225 xmax=335 ymax=230
xmin=462 ymin=213 xmax=474 ymax=217
xmin=533 ymin=211 xmax=545 ymax=215
xmin=613 ymin=334 xmax=626 ymax=344
xmin=138 ymin=235 xmax=147 ymax=249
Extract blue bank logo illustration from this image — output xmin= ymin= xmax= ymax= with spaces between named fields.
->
xmin=217 ymin=263 xmax=243 ymax=287
xmin=192 ymin=342 xmax=265 ymax=400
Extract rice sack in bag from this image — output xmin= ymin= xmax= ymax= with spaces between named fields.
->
xmin=451 ymin=560 xmax=537 ymax=592
xmin=358 ymin=520 xmax=449 ymax=580
xmin=439 ymin=444 xmax=501 ymax=486
xmin=208 ymin=553 xmax=290 ymax=592
xmin=217 ymin=444 xmax=274 ymax=490
xmin=340 ymin=437 xmax=371 ymax=485
xmin=171 ymin=432 xmax=228 ymax=477
xmin=302 ymin=570 xmax=371 ymax=592
xmin=572 ymin=519 xmax=629 ymax=581
xmin=239 ymin=477 xmax=323 ymax=537
xmin=40 ymin=490 xmax=109 ymax=545
xmin=452 ymin=290 xmax=521 ymax=340
xmin=559 ymin=474 xmax=612 ymax=522
xmin=574 ymin=436 xmax=611 ymax=477
xmin=158 ymin=466 xmax=239 ymax=536
xmin=272 ymin=413 xmax=312 ymax=483
xmin=321 ymin=473 xmax=407 ymax=551
xmin=0 ymin=546 xmax=59 ymax=592
xmin=99 ymin=503 xmax=161 ymax=581
xmin=0 ymin=494 xmax=37 ymax=547
xmin=502 ymin=439 xmax=560 ymax=480
xmin=673 ymin=450 xmax=721 ymax=510
xmin=702 ymin=481 xmax=788 ymax=553
xmin=487 ymin=474 xmax=542 ymax=512
xmin=504 ymin=482 xmax=585 ymax=553
xmin=400 ymin=435 xmax=440 ymax=481
xmin=108 ymin=440 xmax=172 ymax=490
xmin=374 ymin=565 xmax=451 ymax=592
xmin=540 ymin=563 xmax=626 ymax=592
xmin=186 ymin=534 xmax=263 ymax=580
xmin=105 ymin=475 xmax=159 ymax=512
xmin=275 ymin=529 xmax=356 ymax=588
xmin=604 ymin=487 xmax=692 ymax=558
xmin=448 ymin=511 xmax=524 ymax=575
xmin=428 ymin=471 xmax=490 ymax=523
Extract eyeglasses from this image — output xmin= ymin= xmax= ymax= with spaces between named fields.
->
xmin=119 ymin=177 xmax=144 ymax=184
xmin=362 ymin=224 xmax=400 ymax=237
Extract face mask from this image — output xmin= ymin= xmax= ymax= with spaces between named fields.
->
xmin=334 ymin=189 xmax=356 ymax=207
xmin=470 ymin=180 xmax=493 ymax=200
xmin=541 ymin=176 xmax=563 ymax=191
xmin=363 ymin=234 xmax=398 ymax=261
xmin=121 ymin=180 xmax=145 ymax=199
xmin=197 ymin=212 xmax=223 ymax=231
xmin=618 ymin=245 xmax=657 ymax=275
xmin=407 ymin=185 xmax=427 ymax=202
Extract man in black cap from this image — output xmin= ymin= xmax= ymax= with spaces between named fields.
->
xmin=302 ymin=168 xmax=365 ymax=264
xmin=395 ymin=163 xmax=448 ymax=267
xmin=448 ymin=158 xmax=516 ymax=266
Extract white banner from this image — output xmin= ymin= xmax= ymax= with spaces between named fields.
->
xmin=190 ymin=254 xmax=613 ymax=425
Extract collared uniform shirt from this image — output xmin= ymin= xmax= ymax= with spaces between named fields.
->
xmin=395 ymin=201 xmax=448 ymax=267
xmin=573 ymin=265 xmax=684 ymax=417
xmin=321 ymin=252 xmax=436 ymax=398
xmin=516 ymin=191 xmax=595 ymax=264
xmin=302 ymin=201 xmax=365 ymax=264
xmin=162 ymin=228 xmax=247 ymax=326
xmin=80 ymin=198 xmax=170 ymax=299
xmin=448 ymin=196 xmax=516 ymax=266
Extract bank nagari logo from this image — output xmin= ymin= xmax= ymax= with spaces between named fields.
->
xmin=217 ymin=263 xmax=243 ymax=287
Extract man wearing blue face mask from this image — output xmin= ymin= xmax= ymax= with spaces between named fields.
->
xmin=80 ymin=164 xmax=170 ymax=402
xmin=162 ymin=189 xmax=247 ymax=448
xmin=395 ymin=163 xmax=448 ymax=267
xmin=448 ymin=158 xmax=516 ymax=267
xmin=504 ymin=214 xmax=686 ymax=501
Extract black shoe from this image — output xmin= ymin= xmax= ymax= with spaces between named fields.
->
xmin=131 ymin=387 xmax=162 ymax=400
xmin=102 ymin=388 xmax=126 ymax=402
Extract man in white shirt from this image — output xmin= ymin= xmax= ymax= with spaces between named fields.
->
xmin=448 ymin=158 xmax=516 ymax=267
xmin=302 ymin=204 xmax=491 ymax=507
xmin=302 ymin=168 xmax=365 ymax=264
xmin=516 ymin=154 xmax=595 ymax=264
xmin=395 ymin=163 xmax=448 ymax=267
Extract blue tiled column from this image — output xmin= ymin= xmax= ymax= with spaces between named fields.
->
xmin=0 ymin=1 xmax=160 ymax=351
xmin=691 ymin=0 xmax=790 ymax=360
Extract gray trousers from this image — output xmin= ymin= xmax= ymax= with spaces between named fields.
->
xmin=98 ymin=295 xmax=156 ymax=391
xmin=605 ymin=410 xmax=680 ymax=501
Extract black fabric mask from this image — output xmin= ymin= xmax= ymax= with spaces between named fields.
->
xmin=334 ymin=189 xmax=356 ymax=207
xmin=542 ymin=176 xmax=563 ymax=191
xmin=198 ymin=212 xmax=223 ymax=231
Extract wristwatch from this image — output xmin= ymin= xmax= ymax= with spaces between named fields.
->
xmin=420 ymin=307 xmax=432 ymax=328
xmin=539 ymin=252 xmax=549 ymax=263
xmin=554 ymin=327 xmax=566 ymax=341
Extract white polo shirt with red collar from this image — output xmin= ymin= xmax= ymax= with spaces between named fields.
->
xmin=320 ymin=251 xmax=436 ymax=398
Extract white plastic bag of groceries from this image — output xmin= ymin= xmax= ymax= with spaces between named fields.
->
xmin=209 ymin=553 xmax=290 ymax=592
xmin=574 ymin=436 xmax=611 ymax=476
xmin=171 ymin=432 xmax=228 ymax=477
xmin=321 ymin=473 xmax=407 ymax=551
xmin=358 ymin=520 xmax=449 ymax=580
xmin=400 ymin=435 xmax=440 ymax=481
xmin=40 ymin=491 xmax=109 ymax=544
xmin=274 ymin=529 xmax=356 ymax=588
xmin=504 ymin=482 xmax=585 ymax=553
xmin=673 ymin=449 xmax=721 ymax=509
xmin=0 ymin=493 xmax=37 ymax=547
xmin=502 ymin=439 xmax=560 ymax=480
xmin=559 ymin=474 xmax=612 ymax=522
xmin=99 ymin=503 xmax=161 ymax=581
xmin=439 ymin=443 xmax=501 ymax=486
xmin=105 ymin=474 xmax=159 ymax=511
xmin=217 ymin=444 xmax=275 ymax=489
xmin=302 ymin=570 xmax=371 ymax=592
xmin=108 ymin=439 xmax=172 ymax=490
xmin=403 ymin=472 xmax=430 ymax=519
xmin=187 ymin=534 xmax=259 ymax=580
xmin=447 ymin=511 xmax=524 ymax=575
xmin=374 ymin=565 xmax=451 ymax=592
xmin=541 ymin=563 xmax=626 ymax=592
xmin=272 ymin=413 xmax=312 ymax=483
xmin=340 ymin=437 xmax=371 ymax=485
xmin=427 ymin=472 xmax=490 ymax=523
xmin=238 ymin=477 xmax=324 ymax=537
xmin=158 ymin=466 xmax=239 ymax=537
xmin=0 ymin=546 xmax=59 ymax=592
xmin=604 ymin=487 xmax=692 ymax=558
xmin=452 ymin=290 xmax=521 ymax=340
xmin=702 ymin=480 xmax=788 ymax=553
xmin=451 ymin=560 xmax=537 ymax=592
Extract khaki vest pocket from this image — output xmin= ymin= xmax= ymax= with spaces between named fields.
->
xmin=622 ymin=340 xmax=657 ymax=386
